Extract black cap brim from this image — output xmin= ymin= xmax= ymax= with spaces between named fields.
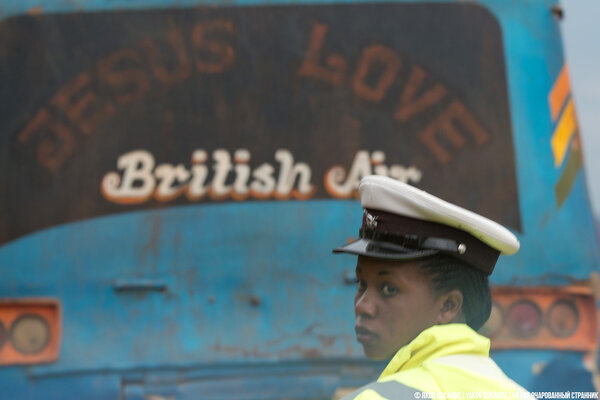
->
xmin=332 ymin=238 xmax=438 ymax=260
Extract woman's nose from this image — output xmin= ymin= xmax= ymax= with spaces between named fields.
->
xmin=354 ymin=289 xmax=377 ymax=318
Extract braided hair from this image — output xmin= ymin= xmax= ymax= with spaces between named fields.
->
xmin=420 ymin=254 xmax=492 ymax=331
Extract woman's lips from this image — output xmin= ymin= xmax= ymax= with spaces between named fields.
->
xmin=355 ymin=326 xmax=378 ymax=343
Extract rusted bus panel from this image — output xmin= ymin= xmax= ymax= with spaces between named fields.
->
xmin=0 ymin=3 xmax=518 ymax=371
xmin=0 ymin=0 xmax=598 ymax=398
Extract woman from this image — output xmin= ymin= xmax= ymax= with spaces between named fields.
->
xmin=333 ymin=175 xmax=532 ymax=400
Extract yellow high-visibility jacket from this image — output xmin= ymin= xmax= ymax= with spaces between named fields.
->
xmin=341 ymin=324 xmax=533 ymax=400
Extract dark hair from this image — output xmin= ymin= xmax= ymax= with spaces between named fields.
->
xmin=420 ymin=254 xmax=492 ymax=331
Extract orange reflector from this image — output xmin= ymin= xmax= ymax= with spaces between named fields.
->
xmin=0 ymin=299 xmax=61 ymax=365
xmin=480 ymin=286 xmax=597 ymax=351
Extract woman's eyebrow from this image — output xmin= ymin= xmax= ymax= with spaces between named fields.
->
xmin=378 ymin=270 xmax=391 ymax=276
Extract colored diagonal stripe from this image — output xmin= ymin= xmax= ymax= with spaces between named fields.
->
xmin=555 ymin=138 xmax=583 ymax=208
xmin=549 ymin=65 xmax=570 ymax=122
xmin=551 ymin=99 xmax=577 ymax=167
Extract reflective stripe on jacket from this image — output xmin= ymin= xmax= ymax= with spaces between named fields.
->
xmin=341 ymin=324 xmax=534 ymax=400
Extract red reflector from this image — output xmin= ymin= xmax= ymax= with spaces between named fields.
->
xmin=547 ymin=299 xmax=579 ymax=338
xmin=507 ymin=300 xmax=542 ymax=338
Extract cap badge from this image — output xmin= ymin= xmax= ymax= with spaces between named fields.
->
xmin=365 ymin=211 xmax=378 ymax=229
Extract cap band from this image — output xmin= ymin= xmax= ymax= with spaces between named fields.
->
xmin=360 ymin=209 xmax=500 ymax=274
xmin=360 ymin=229 xmax=463 ymax=254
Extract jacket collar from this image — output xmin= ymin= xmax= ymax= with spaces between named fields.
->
xmin=379 ymin=323 xmax=490 ymax=379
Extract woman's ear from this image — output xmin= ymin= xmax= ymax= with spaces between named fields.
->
xmin=435 ymin=289 xmax=464 ymax=324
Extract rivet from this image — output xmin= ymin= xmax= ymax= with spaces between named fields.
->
xmin=551 ymin=5 xmax=564 ymax=20
xmin=458 ymin=243 xmax=467 ymax=254
xmin=249 ymin=295 xmax=261 ymax=307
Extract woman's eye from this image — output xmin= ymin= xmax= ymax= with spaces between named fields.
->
xmin=356 ymin=279 xmax=366 ymax=292
xmin=381 ymin=283 xmax=398 ymax=296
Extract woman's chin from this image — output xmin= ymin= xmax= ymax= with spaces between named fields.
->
xmin=362 ymin=344 xmax=394 ymax=361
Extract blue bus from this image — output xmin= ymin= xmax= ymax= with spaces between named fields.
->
xmin=1 ymin=0 xmax=598 ymax=398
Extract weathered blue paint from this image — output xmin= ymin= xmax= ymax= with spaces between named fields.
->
xmin=2 ymin=202 xmax=364 ymax=373
xmin=1 ymin=0 xmax=598 ymax=398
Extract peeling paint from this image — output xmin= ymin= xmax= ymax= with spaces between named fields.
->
xmin=26 ymin=6 xmax=43 ymax=15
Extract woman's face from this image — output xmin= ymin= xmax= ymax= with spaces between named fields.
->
xmin=354 ymin=255 xmax=441 ymax=360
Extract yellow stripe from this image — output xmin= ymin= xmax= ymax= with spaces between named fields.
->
xmin=551 ymin=99 xmax=577 ymax=167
